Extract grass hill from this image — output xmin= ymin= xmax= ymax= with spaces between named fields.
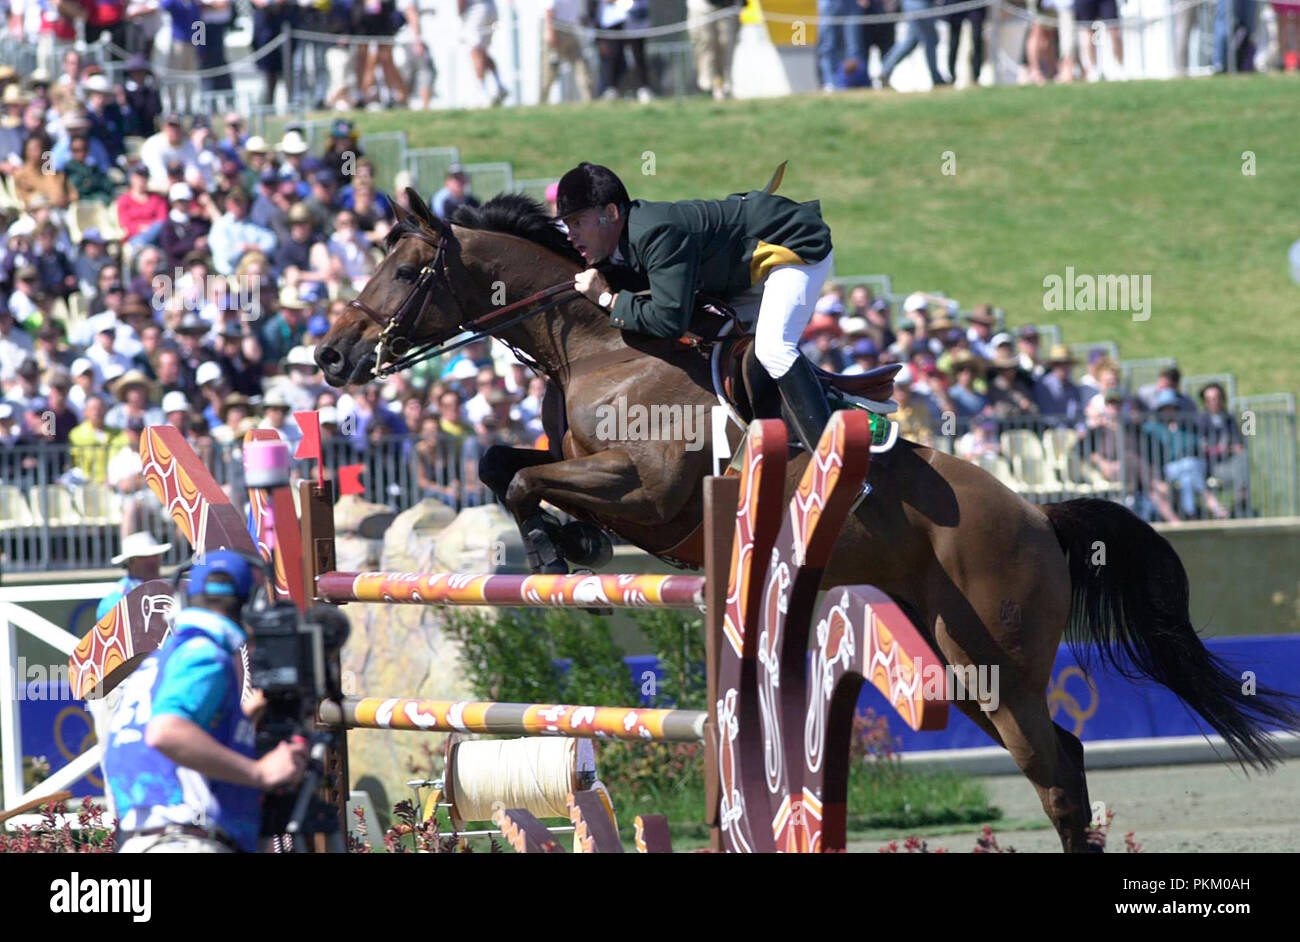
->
xmin=344 ymin=74 xmax=1300 ymax=398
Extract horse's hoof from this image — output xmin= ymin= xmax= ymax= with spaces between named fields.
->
xmin=526 ymin=528 xmax=569 ymax=575
xmin=556 ymin=521 xmax=613 ymax=569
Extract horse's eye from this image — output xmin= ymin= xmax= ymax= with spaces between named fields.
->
xmin=395 ymin=264 xmax=418 ymax=281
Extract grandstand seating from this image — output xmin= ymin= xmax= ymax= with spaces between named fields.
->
xmin=0 ymin=485 xmax=35 ymax=529
xmin=29 ymin=486 xmax=83 ymax=528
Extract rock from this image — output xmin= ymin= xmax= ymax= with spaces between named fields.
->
xmin=380 ymin=498 xmax=458 ymax=575
xmin=339 ymin=501 xmax=526 ymax=807
xmin=333 ymin=494 xmax=394 ymax=536
xmin=429 ymin=503 xmax=529 ymax=574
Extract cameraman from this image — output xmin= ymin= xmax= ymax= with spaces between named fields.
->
xmin=104 ymin=551 xmax=308 ymax=853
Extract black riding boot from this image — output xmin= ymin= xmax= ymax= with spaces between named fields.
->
xmin=775 ymin=357 xmax=834 ymax=453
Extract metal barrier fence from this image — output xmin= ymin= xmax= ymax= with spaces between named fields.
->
xmin=931 ymin=405 xmax=1298 ymax=520
xmin=404 ymin=147 xmax=462 ymax=195
xmin=1121 ymin=356 xmax=1179 ymax=392
xmin=462 ymin=162 xmax=515 ymax=202
xmin=1068 ymin=339 xmax=1120 ymax=365
xmin=0 ymin=433 xmax=497 ymax=573
xmin=2 ymin=404 xmax=1295 ymax=573
xmin=357 ymin=132 xmax=410 ymax=195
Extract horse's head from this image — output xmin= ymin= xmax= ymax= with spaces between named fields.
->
xmin=316 ymin=188 xmax=474 ymax=387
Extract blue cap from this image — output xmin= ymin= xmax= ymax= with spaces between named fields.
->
xmin=852 ymin=338 xmax=879 ymax=358
xmin=307 ymin=313 xmax=330 ymax=336
xmin=1154 ymin=388 xmax=1181 ymax=410
xmin=188 ymin=550 xmax=256 ymax=598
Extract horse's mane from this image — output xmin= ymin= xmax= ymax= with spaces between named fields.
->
xmin=450 ymin=193 xmax=585 ymax=266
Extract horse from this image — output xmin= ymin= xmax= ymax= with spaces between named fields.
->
xmin=317 ymin=189 xmax=1300 ymax=852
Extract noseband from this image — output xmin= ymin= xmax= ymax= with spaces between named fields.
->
xmin=346 ymin=225 xmax=580 ymax=378
xmin=347 ymin=227 xmax=463 ymax=369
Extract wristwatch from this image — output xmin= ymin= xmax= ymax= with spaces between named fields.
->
xmin=597 ymin=290 xmax=615 ymax=310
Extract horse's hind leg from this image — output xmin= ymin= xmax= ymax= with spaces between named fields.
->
xmin=986 ymin=696 xmax=1094 ymax=852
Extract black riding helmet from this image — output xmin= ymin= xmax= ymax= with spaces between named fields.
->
xmin=553 ymin=162 xmax=630 ymax=221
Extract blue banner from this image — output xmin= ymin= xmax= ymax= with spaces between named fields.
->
xmin=856 ymin=635 xmax=1300 ymax=751
xmin=19 ymin=684 xmax=100 ymax=798
xmin=21 ymin=636 xmax=1298 ymax=800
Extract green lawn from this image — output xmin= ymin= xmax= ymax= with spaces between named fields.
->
xmin=344 ymin=74 xmax=1300 ymax=399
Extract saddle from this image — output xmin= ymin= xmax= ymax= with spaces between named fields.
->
xmin=690 ymin=296 xmax=901 ymax=427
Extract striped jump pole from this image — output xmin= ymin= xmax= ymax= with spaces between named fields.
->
xmin=318 ymin=697 xmax=708 ymax=743
xmin=315 ymin=571 xmax=707 ymax=609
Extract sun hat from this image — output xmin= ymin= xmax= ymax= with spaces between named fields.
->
xmin=903 ymin=293 xmax=928 ymax=313
xmin=112 ymin=531 xmax=172 ymax=565
xmin=196 ymin=361 xmax=224 ymax=387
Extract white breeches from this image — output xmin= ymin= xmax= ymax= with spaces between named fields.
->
xmin=744 ymin=249 xmax=835 ymax=379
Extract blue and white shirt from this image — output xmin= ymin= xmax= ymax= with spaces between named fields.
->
xmin=102 ymin=607 xmax=261 ymax=851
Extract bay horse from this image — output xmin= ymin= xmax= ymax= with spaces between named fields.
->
xmin=317 ymin=190 xmax=1299 ymax=852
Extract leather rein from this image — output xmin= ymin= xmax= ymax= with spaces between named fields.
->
xmin=346 ymin=226 xmax=581 ymax=379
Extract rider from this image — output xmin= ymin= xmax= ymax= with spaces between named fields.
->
xmin=555 ymin=162 xmax=836 ymax=454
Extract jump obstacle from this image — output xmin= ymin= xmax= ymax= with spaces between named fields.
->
xmin=68 ymin=409 xmax=950 ymax=852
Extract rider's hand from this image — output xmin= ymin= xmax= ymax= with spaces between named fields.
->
xmin=241 ymin=687 xmax=267 ymax=723
xmin=254 ymin=738 xmax=308 ymax=790
xmin=574 ymin=268 xmax=610 ymax=305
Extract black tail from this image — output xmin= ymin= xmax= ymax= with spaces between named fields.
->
xmin=1045 ymin=498 xmax=1300 ymax=770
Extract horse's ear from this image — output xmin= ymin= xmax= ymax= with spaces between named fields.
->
xmin=405 ymin=187 xmax=438 ymax=229
xmin=390 ymin=194 xmax=409 ymax=225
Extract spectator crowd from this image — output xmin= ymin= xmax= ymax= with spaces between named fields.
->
xmin=799 ymin=283 xmax=1248 ymax=523
xmin=0 ymin=52 xmax=1261 ymax=578
xmin=0 ymin=61 xmax=555 ymax=555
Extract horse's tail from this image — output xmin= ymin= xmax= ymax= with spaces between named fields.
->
xmin=1044 ymin=498 xmax=1300 ymax=770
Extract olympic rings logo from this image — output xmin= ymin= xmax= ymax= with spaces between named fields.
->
xmin=53 ymin=705 xmax=102 ymax=789
xmin=1046 ymin=666 xmax=1099 ymax=736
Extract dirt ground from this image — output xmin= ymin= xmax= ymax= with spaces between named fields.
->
xmin=849 ymin=759 xmax=1300 ymax=853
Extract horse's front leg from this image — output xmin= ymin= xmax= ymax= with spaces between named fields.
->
xmin=478 ymin=444 xmax=570 ymax=574
xmin=502 ymin=448 xmax=672 ymax=574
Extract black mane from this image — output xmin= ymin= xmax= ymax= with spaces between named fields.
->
xmin=450 ymin=193 xmax=584 ymax=266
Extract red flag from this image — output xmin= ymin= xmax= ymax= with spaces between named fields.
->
xmin=293 ymin=411 xmax=323 ymax=487
xmin=338 ymin=464 xmax=365 ymax=496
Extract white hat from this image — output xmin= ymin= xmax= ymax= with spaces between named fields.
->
xmin=991 ymin=331 xmax=1014 ymax=348
xmin=278 ymin=132 xmax=309 ymax=156
xmin=196 ymin=361 xmax=224 ymax=386
xmin=0 ymin=402 xmax=14 ymax=420
xmin=814 ymin=294 xmax=844 ymax=316
xmin=71 ymin=356 xmax=96 ymax=377
xmin=243 ymin=135 xmax=271 ymax=154
xmin=168 ymin=182 xmax=194 ymax=202
xmin=285 ymin=345 xmax=317 ymax=368
xmin=83 ymin=74 xmax=111 ymax=94
xmin=101 ymin=362 xmax=126 ymax=385
xmin=903 ymin=293 xmax=928 ymax=313
xmin=278 ymin=285 xmax=311 ymax=309
xmin=448 ymin=359 xmax=479 ymax=381
xmin=111 ymin=531 xmax=172 ymax=565
xmin=318 ymin=406 xmax=339 ymax=425
xmin=841 ymin=316 xmax=871 ymax=337
xmin=894 ymin=364 xmax=914 ymax=385
xmin=263 ymin=387 xmax=291 ymax=408
xmin=161 ymin=390 xmax=190 ymax=413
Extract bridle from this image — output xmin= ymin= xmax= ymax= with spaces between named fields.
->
xmin=347 ymin=224 xmax=580 ymax=378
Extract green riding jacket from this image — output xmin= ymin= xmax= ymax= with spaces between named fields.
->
xmin=602 ymin=191 xmax=833 ymax=339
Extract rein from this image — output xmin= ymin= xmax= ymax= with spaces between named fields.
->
xmin=347 ymin=225 xmax=582 ymax=379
